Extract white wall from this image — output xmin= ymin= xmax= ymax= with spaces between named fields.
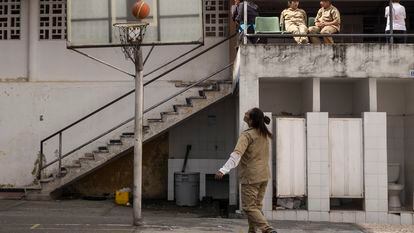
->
xmin=259 ymin=80 xmax=304 ymax=116
xmin=169 ymin=97 xmax=236 ymax=160
xmin=0 ymin=0 xmax=29 ymax=80
xmin=404 ymin=82 xmax=414 ymax=208
xmin=0 ymin=82 xmax=133 ymax=186
xmin=0 ymin=0 xmax=231 ymax=186
xmin=321 ymin=82 xmax=354 ymax=116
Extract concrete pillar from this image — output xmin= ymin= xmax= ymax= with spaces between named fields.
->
xmin=302 ymin=78 xmax=320 ymax=113
xmin=306 ymin=112 xmax=330 ymax=222
xmin=369 ymin=78 xmax=378 ymax=112
xmin=363 ymin=112 xmax=388 ymax=223
xmin=28 ymin=0 xmax=39 ymax=80
xmin=263 ymin=112 xmax=273 ymax=219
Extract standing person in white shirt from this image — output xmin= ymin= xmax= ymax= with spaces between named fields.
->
xmin=385 ymin=0 xmax=407 ymax=43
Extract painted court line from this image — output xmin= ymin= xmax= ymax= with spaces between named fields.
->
xmin=30 ymin=224 xmax=40 ymax=229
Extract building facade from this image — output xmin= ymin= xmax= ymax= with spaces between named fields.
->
xmin=1 ymin=0 xmax=414 ymax=225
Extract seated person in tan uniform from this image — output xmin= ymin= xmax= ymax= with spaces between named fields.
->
xmin=280 ymin=0 xmax=308 ymax=44
xmin=308 ymin=0 xmax=341 ymax=44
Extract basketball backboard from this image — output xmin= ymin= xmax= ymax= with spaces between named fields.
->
xmin=67 ymin=0 xmax=204 ymax=48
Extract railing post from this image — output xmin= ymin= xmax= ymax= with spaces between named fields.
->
xmin=389 ymin=0 xmax=393 ymax=44
xmin=38 ymin=143 xmax=44 ymax=180
xmin=58 ymin=132 xmax=62 ymax=177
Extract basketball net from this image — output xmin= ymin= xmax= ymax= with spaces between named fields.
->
xmin=113 ymin=22 xmax=149 ymax=63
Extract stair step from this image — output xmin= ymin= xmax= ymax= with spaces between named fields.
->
xmin=147 ymin=118 xmax=163 ymax=123
xmin=64 ymin=163 xmax=81 ymax=169
xmin=40 ymin=177 xmax=55 ymax=183
xmin=173 ymin=104 xmax=191 ymax=112
xmin=161 ymin=111 xmax=179 ymax=116
xmin=25 ymin=192 xmax=52 ymax=201
xmin=97 ymin=146 xmax=109 ymax=152
xmin=109 ymin=139 xmax=122 ymax=145
xmin=186 ymin=96 xmax=206 ymax=105
xmin=121 ymin=132 xmax=134 ymax=137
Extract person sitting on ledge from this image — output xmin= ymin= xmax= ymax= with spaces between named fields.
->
xmin=280 ymin=0 xmax=309 ymax=44
xmin=308 ymin=0 xmax=341 ymax=44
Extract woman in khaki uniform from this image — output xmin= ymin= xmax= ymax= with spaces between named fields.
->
xmin=308 ymin=0 xmax=341 ymax=44
xmin=280 ymin=0 xmax=309 ymax=44
xmin=216 ymin=108 xmax=276 ymax=233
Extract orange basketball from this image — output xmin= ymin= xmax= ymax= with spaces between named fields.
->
xmin=132 ymin=0 xmax=150 ymax=20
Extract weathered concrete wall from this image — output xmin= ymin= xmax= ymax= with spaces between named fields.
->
xmin=0 ymin=81 xmax=198 ymax=186
xmin=65 ymin=133 xmax=168 ymax=199
xmin=1 ymin=0 xmax=230 ymax=82
xmin=241 ymin=44 xmax=414 ymax=79
xmin=169 ymin=96 xmax=236 ymax=160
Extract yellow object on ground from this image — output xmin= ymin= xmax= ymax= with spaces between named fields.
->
xmin=115 ymin=191 xmax=129 ymax=205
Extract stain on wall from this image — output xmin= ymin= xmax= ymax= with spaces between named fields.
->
xmin=65 ymin=133 xmax=169 ymax=199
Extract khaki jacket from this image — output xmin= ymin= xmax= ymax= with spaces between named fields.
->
xmin=281 ymin=8 xmax=307 ymax=28
xmin=234 ymin=128 xmax=270 ymax=184
xmin=315 ymin=5 xmax=341 ymax=31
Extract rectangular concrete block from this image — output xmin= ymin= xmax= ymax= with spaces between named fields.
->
xmin=321 ymin=212 xmax=330 ymax=221
xmin=264 ymin=210 xmax=273 ymax=220
xmin=401 ymin=213 xmax=413 ymax=225
xmin=330 ymin=211 xmax=343 ymax=223
xmin=388 ymin=213 xmax=401 ymax=225
xmin=320 ymin=198 xmax=330 ymax=212
xmin=356 ymin=211 xmax=366 ymax=224
xmin=273 ymin=211 xmax=284 ymax=221
xmin=309 ymin=211 xmax=321 ymax=222
xmin=378 ymin=212 xmax=388 ymax=224
xmin=297 ymin=210 xmax=308 ymax=221
xmin=308 ymin=187 xmax=321 ymax=199
xmin=366 ymin=212 xmax=379 ymax=223
xmin=343 ymin=211 xmax=356 ymax=223
xmin=309 ymin=174 xmax=321 ymax=186
xmin=308 ymin=198 xmax=321 ymax=211
xmin=377 ymin=200 xmax=388 ymax=212
xmin=284 ymin=211 xmax=297 ymax=221
xmin=365 ymin=200 xmax=378 ymax=212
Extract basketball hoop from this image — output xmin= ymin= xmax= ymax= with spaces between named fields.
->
xmin=114 ymin=22 xmax=149 ymax=63
xmin=113 ymin=22 xmax=148 ymax=226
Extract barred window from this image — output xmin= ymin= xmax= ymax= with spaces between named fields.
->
xmin=205 ymin=0 xmax=229 ymax=37
xmin=0 ymin=0 xmax=21 ymax=40
xmin=39 ymin=0 xmax=66 ymax=40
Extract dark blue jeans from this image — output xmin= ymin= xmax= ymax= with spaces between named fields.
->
xmin=386 ymin=30 xmax=407 ymax=44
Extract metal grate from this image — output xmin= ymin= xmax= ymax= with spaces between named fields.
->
xmin=205 ymin=0 xmax=229 ymax=37
xmin=0 ymin=0 xmax=21 ymax=40
xmin=39 ymin=0 xmax=66 ymax=40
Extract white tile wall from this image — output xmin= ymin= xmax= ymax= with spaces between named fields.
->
xmin=401 ymin=213 xmax=413 ymax=225
xmin=356 ymin=211 xmax=366 ymax=224
xmin=388 ymin=213 xmax=401 ymax=224
xmin=363 ymin=113 xmax=388 ymax=217
xmin=297 ymin=210 xmax=309 ymax=221
xmin=306 ymin=113 xmax=330 ymax=214
xmin=330 ymin=211 xmax=343 ymax=222
xmin=343 ymin=211 xmax=356 ymax=223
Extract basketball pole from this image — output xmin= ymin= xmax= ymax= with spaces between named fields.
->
xmin=133 ymin=46 xmax=144 ymax=226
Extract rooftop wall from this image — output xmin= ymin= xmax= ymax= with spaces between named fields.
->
xmin=240 ymin=44 xmax=414 ymax=79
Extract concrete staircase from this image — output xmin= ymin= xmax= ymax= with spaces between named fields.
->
xmin=27 ymin=81 xmax=232 ymax=200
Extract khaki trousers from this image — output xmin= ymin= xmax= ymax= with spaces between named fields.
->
xmin=242 ymin=181 xmax=273 ymax=233
xmin=308 ymin=25 xmax=338 ymax=44
xmin=286 ymin=24 xmax=309 ymax=44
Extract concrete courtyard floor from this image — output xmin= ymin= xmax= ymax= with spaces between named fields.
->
xmin=0 ymin=200 xmax=413 ymax=233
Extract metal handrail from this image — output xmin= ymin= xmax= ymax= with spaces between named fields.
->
xmin=40 ymin=34 xmax=236 ymax=147
xmin=246 ymin=33 xmax=414 ymax=38
xmin=39 ymin=34 xmax=236 ymax=177
xmin=40 ymin=63 xmax=233 ymax=171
